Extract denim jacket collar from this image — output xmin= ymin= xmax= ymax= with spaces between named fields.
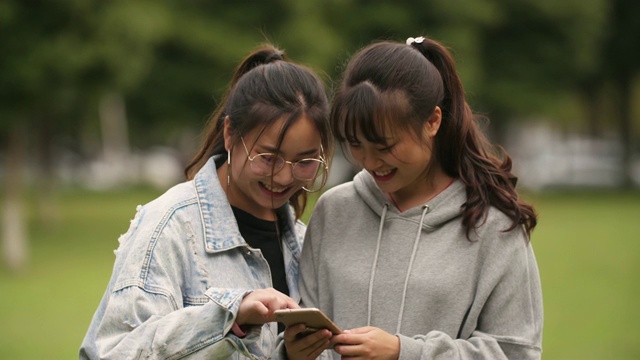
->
xmin=194 ymin=156 xmax=301 ymax=259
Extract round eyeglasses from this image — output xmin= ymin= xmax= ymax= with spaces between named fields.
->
xmin=241 ymin=137 xmax=328 ymax=192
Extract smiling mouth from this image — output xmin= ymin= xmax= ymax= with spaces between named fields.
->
xmin=260 ymin=181 xmax=291 ymax=197
xmin=370 ymin=168 xmax=396 ymax=181
xmin=374 ymin=169 xmax=393 ymax=177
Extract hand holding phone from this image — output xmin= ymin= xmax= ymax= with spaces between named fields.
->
xmin=274 ymin=308 xmax=342 ymax=336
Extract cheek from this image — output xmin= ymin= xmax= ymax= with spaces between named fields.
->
xmin=231 ymin=158 xmax=252 ymax=181
xmin=349 ymin=147 xmax=364 ymax=162
xmin=397 ymin=141 xmax=432 ymax=164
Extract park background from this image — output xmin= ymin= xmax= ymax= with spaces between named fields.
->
xmin=1 ymin=1 xmax=639 ymax=359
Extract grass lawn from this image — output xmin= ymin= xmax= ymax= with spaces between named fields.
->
xmin=530 ymin=191 xmax=640 ymax=360
xmin=0 ymin=187 xmax=639 ymax=359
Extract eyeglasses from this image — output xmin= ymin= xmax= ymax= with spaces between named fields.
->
xmin=241 ymin=137 xmax=328 ymax=192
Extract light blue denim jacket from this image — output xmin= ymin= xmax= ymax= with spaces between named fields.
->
xmin=80 ymin=157 xmax=304 ymax=359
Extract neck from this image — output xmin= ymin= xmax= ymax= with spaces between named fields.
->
xmin=388 ymin=171 xmax=454 ymax=212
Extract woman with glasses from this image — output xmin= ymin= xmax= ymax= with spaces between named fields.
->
xmin=80 ymin=43 xmax=333 ymax=360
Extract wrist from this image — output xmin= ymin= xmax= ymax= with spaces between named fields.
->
xmin=231 ymin=322 xmax=247 ymax=338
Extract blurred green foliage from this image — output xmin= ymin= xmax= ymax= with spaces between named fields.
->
xmin=1 ymin=0 xmax=638 ymax=148
xmin=0 ymin=189 xmax=639 ymax=359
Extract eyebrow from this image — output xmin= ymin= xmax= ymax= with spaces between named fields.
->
xmin=257 ymin=144 xmax=320 ymax=157
xmin=377 ymin=140 xmax=397 ymax=147
xmin=358 ymin=136 xmax=396 ymax=146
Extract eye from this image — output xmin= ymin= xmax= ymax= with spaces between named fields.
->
xmin=348 ymin=141 xmax=361 ymax=149
xmin=376 ymin=144 xmax=395 ymax=153
xmin=296 ymin=159 xmax=316 ymax=168
xmin=258 ymin=154 xmax=278 ymax=165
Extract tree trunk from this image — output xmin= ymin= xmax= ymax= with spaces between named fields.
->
xmin=36 ymin=120 xmax=58 ymax=227
xmin=582 ymin=79 xmax=602 ymax=138
xmin=98 ymin=92 xmax=132 ymax=187
xmin=2 ymin=124 xmax=28 ymax=272
xmin=616 ymin=75 xmax=634 ymax=188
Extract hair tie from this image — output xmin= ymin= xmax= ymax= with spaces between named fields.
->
xmin=265 ymin=53 xmax=284 ymax=63
xmin=406 ymin=36 xmax=425 ymax=46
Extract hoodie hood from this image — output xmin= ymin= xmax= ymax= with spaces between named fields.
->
xmin=353 ymin=169 xmax=467 ymax=230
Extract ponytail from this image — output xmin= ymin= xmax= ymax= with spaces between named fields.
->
xmin=184 ymin=45 xmax=286 ymax=179
xmin=410 ymin=39 xmax=471 ymax=135
xmin=409 ymin=37 xmax=537 ymax=238
xmin=229 ymin=47 xmax=285 ymax=90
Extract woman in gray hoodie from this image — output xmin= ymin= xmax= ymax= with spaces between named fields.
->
xmin=284 ymin=36 xmax=542 ymax=360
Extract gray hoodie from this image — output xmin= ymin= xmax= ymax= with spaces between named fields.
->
xmin=299 ymin=170 xmax=543 ymax=359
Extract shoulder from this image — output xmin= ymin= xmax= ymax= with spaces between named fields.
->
xmin=306 ymin=182 xmax=366 ymax=235
xmin=473 ymin=206 xmax=531 ymax=259
xmin=144 ymin=180 xmax=199 ymax=216
xmin=315 ymin=181 xmax=357 ymax=208
xmin=482 ymin=207 xmax=517 ymax=233
xmin=123 ymin=182 xmax=200 ymax=243
xmin=114 ymin=180 xmax=201 ymax=263
xmin=110 ymin=181 xmax=206 ymax=288
xmin=308 ymin=182 xmax=361 ymax=222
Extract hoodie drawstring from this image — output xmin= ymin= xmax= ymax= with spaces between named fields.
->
xmin=396 ymin=204 xmax=430 ymax=333
xmin=366 ymin=204 xmax=430 ymax=334
xmin=367 ymin=203 xmax=388 ymax=327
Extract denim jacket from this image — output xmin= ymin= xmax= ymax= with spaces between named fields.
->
xmin=80 ymin=157 xmax=304 ymax=359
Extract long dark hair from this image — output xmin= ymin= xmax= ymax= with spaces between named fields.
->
xmin=185 ymin=44 xmax=332 ymax=219
xmin=331 ymin=38 xmax=537 ymax=239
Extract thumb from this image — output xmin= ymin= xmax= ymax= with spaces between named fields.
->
xmin=284 ymin=298 xmax=300 ymax=310
xmin=254 ymin=301 xmax=270 ymax=318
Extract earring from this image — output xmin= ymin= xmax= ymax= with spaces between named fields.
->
xmin=227 ymin=149 xmax=231 ymax=187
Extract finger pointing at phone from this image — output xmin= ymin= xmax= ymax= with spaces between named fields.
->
xmin=236 ymin=288 xmax=300 ymax=326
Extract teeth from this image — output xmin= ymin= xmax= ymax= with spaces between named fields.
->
xmin=374 ymin=169 xmax=393 ymax=177
xmin=263 ymin=182 xmax=287 ymax=193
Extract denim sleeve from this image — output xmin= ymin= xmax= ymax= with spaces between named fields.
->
xmin=80 ymin=285 xmax=270 ymax=359
xmin=81 ymin=284 xmax=263 ymax=359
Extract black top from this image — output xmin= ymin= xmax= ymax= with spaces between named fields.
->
xmin=231 ymin=205 xmax=290 ymax=332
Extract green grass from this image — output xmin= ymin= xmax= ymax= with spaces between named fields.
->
xmin=530 ymin=191 xmax=640 ymax=360
xmin=0 ymin=188 xmax=639 ymax=359
xmin=0 ymin=187 xmax=162 ymax=360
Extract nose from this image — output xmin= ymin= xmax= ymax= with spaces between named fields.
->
xmin=354 ymin=148 xmax=381 ymax=170
xmin=272 ymin=162 xmax=295 ymax=185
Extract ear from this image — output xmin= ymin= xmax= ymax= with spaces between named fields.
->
xmin=223 ymin=116 xmax=234 ymax=151
xmin=424 ymin=106 xmax=442 ymax=138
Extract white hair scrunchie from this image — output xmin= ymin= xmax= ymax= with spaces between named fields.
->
xmin=406 ymin=36 xmax=425 ymax=45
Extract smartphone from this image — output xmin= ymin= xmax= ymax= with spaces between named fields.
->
xmin=274 ymin=308 xmax=342 ymax=336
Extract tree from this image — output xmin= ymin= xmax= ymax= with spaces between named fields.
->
xmin=475 ymin=0 xmax=609 ymax=138
xmin=601 ymin=0 xmax=640 ymax=187
xmin=0 ymin=0 xmax=171 ymax=270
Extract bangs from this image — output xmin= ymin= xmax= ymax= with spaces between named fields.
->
xmin=242 ymin=102 xmax=302 ymax=151
xmin=332 ymin=83 xmax=412 ymax=146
